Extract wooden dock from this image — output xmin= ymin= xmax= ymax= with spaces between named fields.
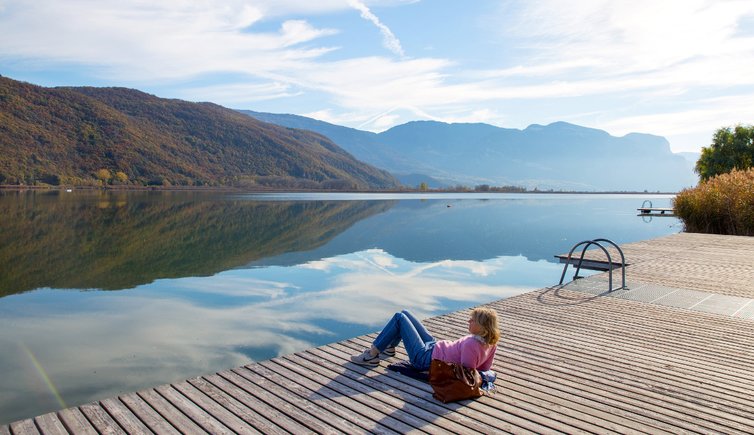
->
xmin=4 ymin=232 xmax=754 ymax=434
xmin=637 ymin=207 xmax=675 ymax=216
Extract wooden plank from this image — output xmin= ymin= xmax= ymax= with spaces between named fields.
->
xmin=426 ymin=316 xmax=754 ymax=434
xmin=306 ymin=344 xmax=585 ymax=433
xmin=313 ymin=343 xmax=561 ymax=435
xmin=482 ymin=306 xmax=754 ymax=398
xmin=493 ymin=297 xmax=754 ymax=365
xmin=495 ymin=354 xmax=752 ymax=435
xmin=137 ymin=389 xmax=206 ymax=434
xmin=217 ymin=369 xmax=339 ymax=434
xmin=99 ymin=398 xmax=152 ymax=434
xmin=445 ymin=302 xmax=754 ymax=383
xmin=298 ymin=349 xmax=476 ymax=432
xmin=254 ymin=360 xmax=403 ymax=435
xmin=228 ymin=365 xmax=368 ymax=434
xmin=186 ymin=376 xmax=287 ymax=435
xmin=343 ymin=333 xmax=595 ymax=435
xmin=495 ymin=297 xmax=754 ymax=354
xmin=388 ymin=306 xmax=752 ymax=435
xmin=281 ymin=353 xmax=454 ymax=434
xmin=79 ymin=404 xmax=126 ymax=435
xmin=171 ymin=380 xmax=259 ymax=435
xmin=496 ymin=327 xmax=754 ymax=415
xmin=118 ymin=393 xmax=180 ymax=435
xmin=442 ymin=308 xmax=754 ymax=393
xmin=9 ymin=420 xmax=39 ymax=435
xmin=428 ymin=312 xmax=752 ymax=408
xmin=32 ymin=413 xmax=67 ymax=435
xmin=493 ymin=318 xmax=754 ymax=410
xmin=154 ymin=385 xmax=232 ymax=434
xmin=203 ymin=373 xmax=312 ymax=434
xmin=56 ymin=408 xmax=97 ymax=435
xmin=339 ymin=337 xmax=642 ymax=435
xmin=503 ymin=287 xmax=754 ymax=335
xmin=265 ymin=357 xmax=423 ymax=434
xmin=337 ymin=338 xmax=663 ymax=435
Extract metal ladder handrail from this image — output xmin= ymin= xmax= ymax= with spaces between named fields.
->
xmin=592 ymin=238 xmax=626 ymax=289
xmin=559 ymin=238 xmax=626 ymax=292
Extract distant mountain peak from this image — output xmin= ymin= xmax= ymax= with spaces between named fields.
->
xmin=244 ymin=109 xmax=697 ymax=192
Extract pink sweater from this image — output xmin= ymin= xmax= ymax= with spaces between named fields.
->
xmin=432 ymin=335 xmax=496 ymax=371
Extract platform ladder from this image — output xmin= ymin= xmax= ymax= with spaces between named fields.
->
xmin=559 ymin=238 xmax=626 ymax=292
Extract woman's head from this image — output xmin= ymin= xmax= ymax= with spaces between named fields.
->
xmin=468 ymin=307 xmax=500 ymax=345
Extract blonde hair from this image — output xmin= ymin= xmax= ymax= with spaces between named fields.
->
xmin=471 ymin=307 xmax=500 ymax=345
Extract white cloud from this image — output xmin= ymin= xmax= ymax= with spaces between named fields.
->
xmin=279 ymin=19 xmax=339 ymax=46
xmin=371 ymin=113 xmax=401 ymax=129
xmin=504 ymin=0 xmax=754 ymax=68
xmin=348 ymin=0 xmax=405 ymax=57
xmin=601 ymin=92 xmax=754 ymax=151
xmin=180 ymin=82 xmax=303 ymax=104
xmin=0 ymin=0 xmax=339 ymax=80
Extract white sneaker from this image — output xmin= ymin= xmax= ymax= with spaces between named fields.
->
xmin=380 ymin=347 xmax=396 ymax=359
xmin=350 ymin=349 xmax=380 ymax=367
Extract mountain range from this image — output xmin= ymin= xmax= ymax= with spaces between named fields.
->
xmin=1 ymin=74 xmax=699 ymax=192
xmin=0 ymin=76 xmax=398 ymax=189
xmin=243 ymin=110 xmax=699 ymax=191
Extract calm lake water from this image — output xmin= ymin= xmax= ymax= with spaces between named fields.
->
xmin=0 ymin=190 xmax=681 ymax=424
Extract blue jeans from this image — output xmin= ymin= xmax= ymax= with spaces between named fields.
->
xmin=373 ymin=310 xmax=436 ymax=370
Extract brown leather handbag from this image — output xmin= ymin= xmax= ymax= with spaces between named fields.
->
xmin=428 ymin=359 xmax=483 ymax=403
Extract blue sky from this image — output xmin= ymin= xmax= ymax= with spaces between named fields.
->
xmin=1 ymin=0 xmax=753 ymax=152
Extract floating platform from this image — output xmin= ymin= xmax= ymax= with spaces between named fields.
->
xmin=637 ymin=207 xmax=675 ymax=216
xmin=4 ymin=232 xmax=754 ymax=433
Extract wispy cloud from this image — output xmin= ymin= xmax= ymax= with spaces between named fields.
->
xmin=0 ymin=0 xmax=338 ymax=80
xmin=179 ymin=82 xmax=304 ymax=104
xmin=348 ymin=0 xmax=405 ymax=57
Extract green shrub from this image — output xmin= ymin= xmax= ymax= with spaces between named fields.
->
xmin=674 ymin=167 xmax=754 ymax=235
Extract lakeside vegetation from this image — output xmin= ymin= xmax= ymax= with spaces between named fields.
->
xmin=674 ymin=167 xmax=754 ymax=236
xmin=675 ymin=125 xmax=754 ymax=236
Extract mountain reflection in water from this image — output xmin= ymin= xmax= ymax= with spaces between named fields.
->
xmin=0 ymin=190 xmax=393 ymax=296
xmin=0 ymin=191 xmax=680 ymax=424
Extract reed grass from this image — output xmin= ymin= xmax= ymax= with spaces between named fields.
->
xmin=674 ymin=167 xmax=754 ymax=235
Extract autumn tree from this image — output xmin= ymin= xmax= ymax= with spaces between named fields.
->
xmin=114 ymin=171 xmax=128 ymax=184
xmin=95 ymin=168 xmax=112 ymax=185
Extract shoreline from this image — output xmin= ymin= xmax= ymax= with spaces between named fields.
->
xmin=0 ymin=185 xmax=679 ymax=195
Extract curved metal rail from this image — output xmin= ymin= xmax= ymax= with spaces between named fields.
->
xmin=559 ymin=238 xmax=626 ymax=292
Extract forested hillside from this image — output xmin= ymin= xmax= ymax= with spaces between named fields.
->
xmin=0 ymin=76 xmax=399 ymax=189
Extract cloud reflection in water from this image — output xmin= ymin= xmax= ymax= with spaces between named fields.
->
xmin=0 ymin=249 xmax=558 ymax=423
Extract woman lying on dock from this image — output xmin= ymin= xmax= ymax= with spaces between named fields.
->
xmin=350 ymin=307 xmax=499 ymax=371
